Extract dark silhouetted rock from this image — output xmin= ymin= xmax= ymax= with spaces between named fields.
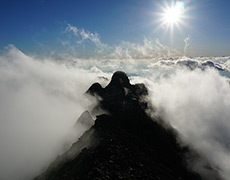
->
xmin=87 ymin=82 xmax=104 ymax=96
xmin=35 ymin=71 xmax=221 ymax=180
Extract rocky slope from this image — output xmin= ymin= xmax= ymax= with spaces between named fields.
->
xmin=35 ymin=71 xmax=221 ymax=180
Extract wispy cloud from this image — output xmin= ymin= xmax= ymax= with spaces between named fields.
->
xmin=184 ymin=35 xmax=190 ymax=57
xmin=65 ymin=24 xmax=79 ymax=36
xmin=108 ymin=38 xmax=180 ymax=59
xmin=64 ymin=24 xmax=109 ymax=54
xmin=61 ymin=24 xmax=182 ymax=60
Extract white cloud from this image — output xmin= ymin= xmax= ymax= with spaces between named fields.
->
xmin=108 ymin=38 xmax=181 ymax=59
xmin=145 ymin=68 xmax=230 ymax=180
xmin=61 ymin=24 xmax=181 ymax=60
xmin=64 ymin=24 xmax=109 ymax=54
xmin=65 ymin=24 xmax=79 ymax=36
xmin=0 ymin=45 xmax=108 ymax=180
xmin=1 ymin=44 xmax=230 ymax=180
xmin=184 ymin=35 xmax=190 ymax=57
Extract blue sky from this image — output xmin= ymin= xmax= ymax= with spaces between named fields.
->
xmin=0 ymin=0 xmax=229 ymax=57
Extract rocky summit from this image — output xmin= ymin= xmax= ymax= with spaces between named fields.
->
xmin=35 ymin=71 xmax=219 ymax=180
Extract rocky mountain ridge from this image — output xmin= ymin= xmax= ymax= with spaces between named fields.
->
xmin=35 ymin=71 xmax=221 ymax=180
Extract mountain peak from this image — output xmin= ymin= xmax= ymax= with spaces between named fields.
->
xmin=34 ymin=71 xmax=222 ymax=180
xmin=109 ymin=71 xmax=131 ymax=88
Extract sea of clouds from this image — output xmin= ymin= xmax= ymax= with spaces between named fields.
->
xmin=0 ymin=45 xmax=107 ymax=180
xmin=0 ymin=24 xmax=230 ymax=180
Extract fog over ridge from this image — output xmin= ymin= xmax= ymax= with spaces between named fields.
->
xmin=0 ymin=45 xmax=109 ymax=180
xmin=0 ymin=45 xmax=230 ymax=180
xmin=144 ymin=68 xmax=230 ymax=180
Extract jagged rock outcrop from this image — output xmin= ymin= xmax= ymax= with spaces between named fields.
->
xmin=35 ymin=71 xmax=220 ymax=180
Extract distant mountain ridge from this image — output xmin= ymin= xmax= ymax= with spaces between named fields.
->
xmin=35 ymin=71 xmax=222 ymax=180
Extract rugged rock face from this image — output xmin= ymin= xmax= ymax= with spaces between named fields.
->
xmin=35 ymin=71 xmax=212 ymax=180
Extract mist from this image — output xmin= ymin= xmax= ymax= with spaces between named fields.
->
xmin=143 ymin=68 xmax=230 ymax=180
xmin=0 ymin=44 xmax=230 ymax=180
xmin=0 ymin=45 xmax=109 ymax=180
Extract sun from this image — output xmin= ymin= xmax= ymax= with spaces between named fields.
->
xmin=155 ymin=1 xmax=187 ymax=34
xmin=163 ymin=1 xmax=184 ymax=25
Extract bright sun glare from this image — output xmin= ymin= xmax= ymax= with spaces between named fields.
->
xmin=163 ymin=1 xmax=184 ymax=25
xmin=157 ymin=1 xmax=186 ymax=33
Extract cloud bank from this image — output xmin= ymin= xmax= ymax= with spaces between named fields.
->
xmin=145 ymin=68 xmax=230 ymax=180
xmin=0 ymin=43 xmax=230 ymax=180
xmin=0 ymin=45 xmax=109 ymax=180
